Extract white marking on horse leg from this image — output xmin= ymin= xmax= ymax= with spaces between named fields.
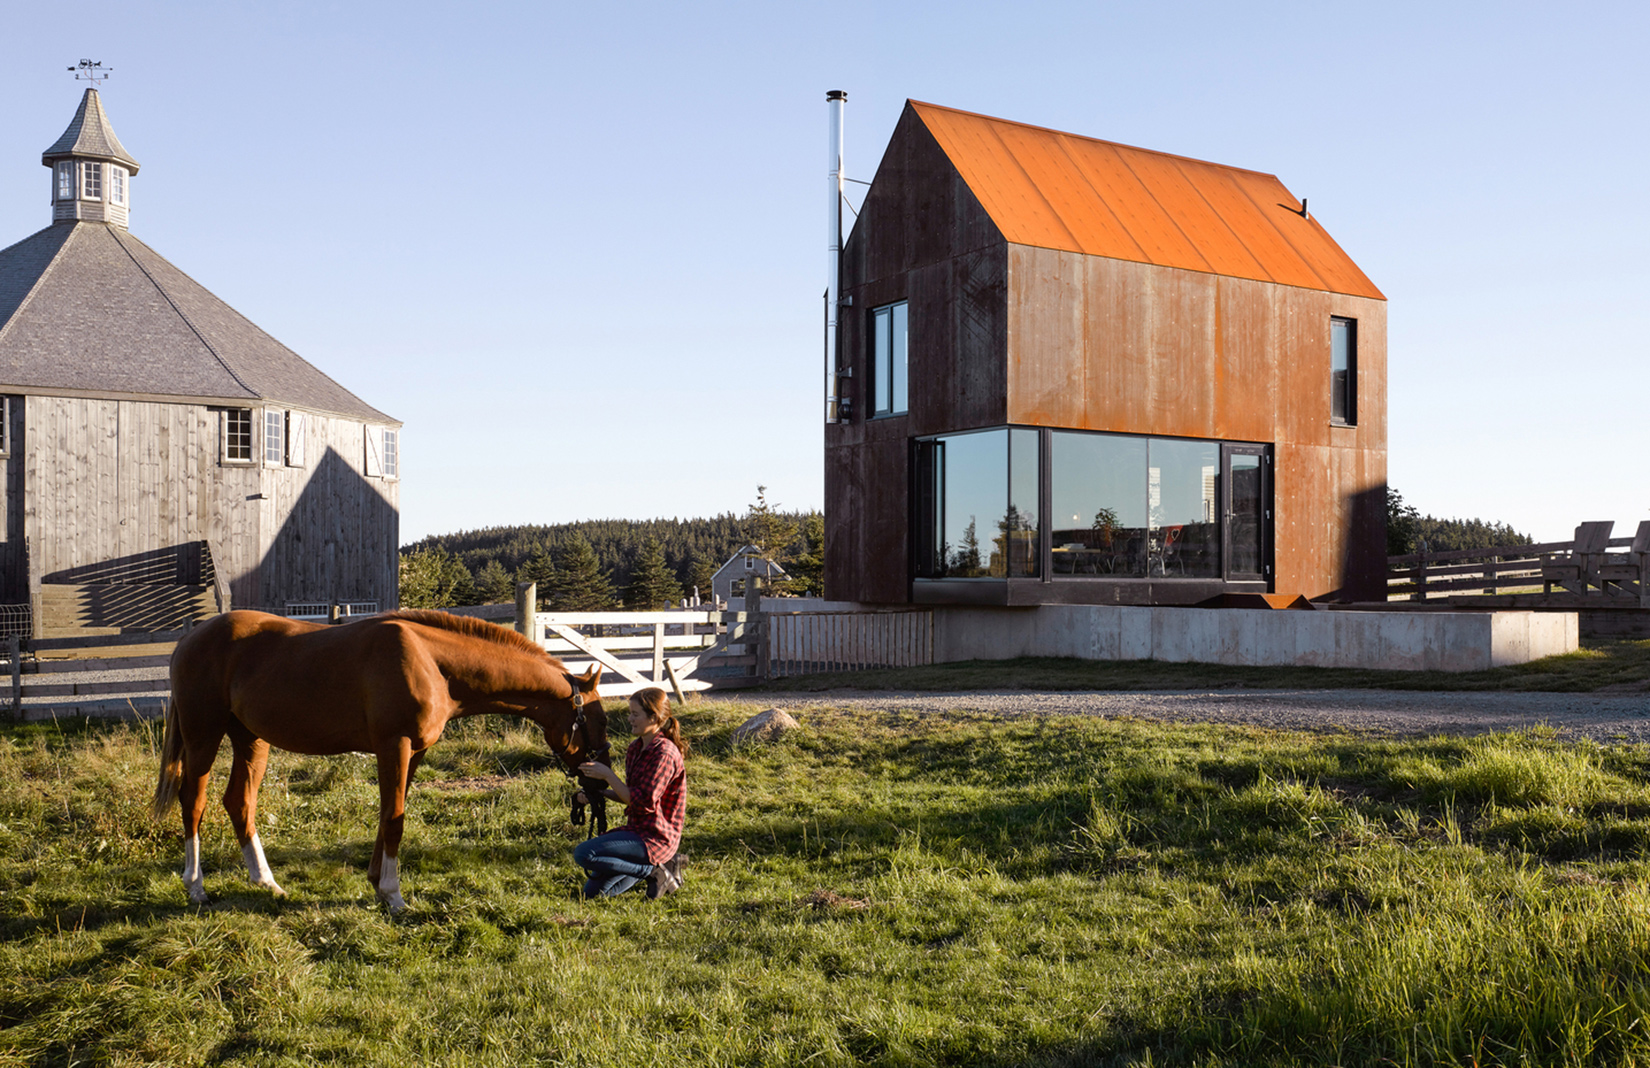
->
xmin=241 ymin=833 xmax=287 ymax=897
xmin=182 ymin=835 xmax=208 ymax=904
xmin=377 ymin=856 xmax=406 ymax=913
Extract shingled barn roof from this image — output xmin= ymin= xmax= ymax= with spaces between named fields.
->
xmin=0 ymin=222 xmax=395 ymax=423
xmin=908 ymin=100 xmax=1383 ymax=300
xmin=41 ymin=89 xmax=140 ymax=172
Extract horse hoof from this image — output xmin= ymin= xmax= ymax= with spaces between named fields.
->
xmin=186 ymin=884 xmax=209 ymax=905
xmin=379 ymin=892 xmax=407 ymax=914
xmin=256 ymin=879 xmax=287 ymax=898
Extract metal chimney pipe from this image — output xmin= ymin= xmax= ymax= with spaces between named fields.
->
xmin=825 ymin=89 xmax=847 ymax=423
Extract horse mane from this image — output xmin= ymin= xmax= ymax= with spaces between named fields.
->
xmin=381 ymin=610 xmax=567 ymax=669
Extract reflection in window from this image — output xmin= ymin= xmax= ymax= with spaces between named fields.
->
xmin=1051 ymin=432 xmax=1146 ymax=576
xmin=1147 ymin=438 xmax=1219 ymax=577
xmin=871 ymin=301 xmax=907 ymax=416
xmin=915 ymin=429 xmax=1039 ymax=579
xmin=1331 ymin=317 xmax=1356 ymax=425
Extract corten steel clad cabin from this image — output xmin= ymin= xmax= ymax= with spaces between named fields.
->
xmin=826 ymin=100 xmax=1386 ymax=607
xmin=0 ymin=88 xmax=401 ymax=634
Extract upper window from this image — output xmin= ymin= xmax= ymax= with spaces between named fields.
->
xmin=109 ymin=167 xmax=126 ymax=207
xmin=382 ymin=428 xmax=399 ymax=479
xmin=870 ymin=301 xmax=908 ymax=417
xmin=80 ymin=161 xmax=101 ymax=201
xmin=56 ymin=162 xmax=72 ymax=200
xmin=264 ymin=409 xmax=285 ymax=465
xmin=223 ymin=409 xmax=253 ymax=463
xmin=1331 ymin=317 xmax=1357 ymax=426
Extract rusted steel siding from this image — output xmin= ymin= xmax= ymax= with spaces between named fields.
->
xmin=912 ymin=101 xmax=1384 ymax=301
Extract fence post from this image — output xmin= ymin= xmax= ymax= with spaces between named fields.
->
xmin=1483 ymin=554 xmax=1498 ymax=595
xmin=745 ymin=575 xmax=768 ymax=679
xmin=8 ymin=634 xmax=18 ymax=719
xmin=1415 ymin=541 xmax=1429 ymax=602
xmin=515 ymin=582 xmax=537 ymax=641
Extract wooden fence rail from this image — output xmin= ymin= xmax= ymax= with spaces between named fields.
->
xmin=1388 ymin=520 xmax=1650 ymax=607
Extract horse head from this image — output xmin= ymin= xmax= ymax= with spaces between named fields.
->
xmin=546 ymin=664 xmax=607 ymax=770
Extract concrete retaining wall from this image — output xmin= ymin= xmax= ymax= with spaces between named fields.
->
xmin=932 ymin=606 xmax=1578 ymax=673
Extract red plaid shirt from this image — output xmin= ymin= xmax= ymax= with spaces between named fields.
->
xmin=623 ymin=734 xmax=685 ymax=864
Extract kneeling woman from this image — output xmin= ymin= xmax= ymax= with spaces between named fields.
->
xmin=574 ymin=686 xmax=686 ymax=898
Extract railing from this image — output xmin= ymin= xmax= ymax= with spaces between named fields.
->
xmin=1388 ymin=520 xmax=1650 ymax=606
xmin=767 ymin=610 xmax=933 ymax=676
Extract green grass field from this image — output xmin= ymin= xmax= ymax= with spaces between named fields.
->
xmin=5 ymin=698 xmax=1650 ymax=1066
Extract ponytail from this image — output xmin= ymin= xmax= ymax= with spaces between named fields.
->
xmin=633 ymin=686 xmax=689 ymax=758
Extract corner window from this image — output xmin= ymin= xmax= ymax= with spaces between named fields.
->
xmin=56 ymin=162 xmax=72 ymax=200
xmin=109 ymin=167 xmax=126 ymax=206
xmin=382 ymin=428 xmax=399 ymax=479
xmin=914 ymin=427 xmax=1040 ymax=578
xmin=223 ymin=409 xmax=253 ymax=463
xmin=80 ymin=161 xmax=101 ymax=201
xmin=870 ymin=301 xmax=908 ymax=416
xmin=1331 ymin=317 xmax=1357 ymax=426
xmin=264 ymin=409 xmax=285 ymax=466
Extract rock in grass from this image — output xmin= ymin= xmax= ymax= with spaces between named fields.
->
xmin=732 ymin=708 xmax=800 ymax=745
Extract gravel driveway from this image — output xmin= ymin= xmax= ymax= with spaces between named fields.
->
xmin=756 ymin=689 xmax=1650 ymax=745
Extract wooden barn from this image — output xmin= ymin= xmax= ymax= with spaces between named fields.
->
xmin=826 ymin=100 xmax=1386 ymax=607
xmin=0 ymin=88 xmax=401 ymax=635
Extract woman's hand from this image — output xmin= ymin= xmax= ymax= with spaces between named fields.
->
xmin=573 ymin=789 xmax=588 ymax=807
xmin=578 ymin=761 xmax=617 ymax=786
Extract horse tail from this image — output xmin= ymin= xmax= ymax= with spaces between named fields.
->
xmin=152 ymin=697 xmax=184 ymax=821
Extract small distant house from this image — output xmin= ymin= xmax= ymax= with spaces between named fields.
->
xmin=711 ymin=546 xmax=788 ymax=606
xmin=826 ymin=101 xmax=1386 ymax=607
xmin=0 ymin=88 xmax=401 ymax=634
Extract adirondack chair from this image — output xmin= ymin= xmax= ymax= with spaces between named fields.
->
xmin=1597 ymin=520 xmax=1650 ymax=605
xmin=1542 ymin=520 xmax=1614 ymax=595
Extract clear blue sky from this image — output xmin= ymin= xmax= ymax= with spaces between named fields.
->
xmin=1 ymin=1 xmax=1644 ymax=544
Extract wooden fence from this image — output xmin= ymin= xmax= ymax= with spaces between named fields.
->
xmin=767 ymin=610 xmax=933 ymax=676
xmin=1388 ymin=520 xmax=1650 ymax=607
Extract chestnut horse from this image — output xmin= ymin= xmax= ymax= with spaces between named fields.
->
xmin=153 ymin=609 xmax=606 ymax=912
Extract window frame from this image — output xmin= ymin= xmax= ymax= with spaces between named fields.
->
xmin=80 ymin=161 xmax=101 ymax=201
xmin=1331 ymin=316 xmax=1357 ymax=426
xmin=222 ymin=408 xmax=254 ymax=465
xmin=109 ymin=166 xmax=126 ymax=206
xmin=869 ymin=300 xmax=909 ymax=417
xmin=56 ymin=162 xmax=72 ymax=201
xmin=381 ymin=428 xmax=399 ymax=480
xmin=263 ymin=408 xmax=286 ymax=467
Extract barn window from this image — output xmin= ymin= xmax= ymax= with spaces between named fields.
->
xmin=381 ymin=429 xmax=399 ymax=479
xmin=264 ymin=409 xmax=285 ymax=465
xmin=109 ymin=167 xmax=127 ymax=207
xmin=0 ymin=397 xmax=11 ymax=457
xmin=80 ymin=161 xmax=101 ymax=200
xmin=56 ymin=162 xmax=72 ymax=200
xmin=223 ymin=409 xmax=253 ymax=463
xmin=1331 ymin=317 xmax=1357 ymax=426
xmin=870 ymin=301 xmax=908 ymax=417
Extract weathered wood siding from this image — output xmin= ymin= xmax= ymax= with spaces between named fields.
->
xmin=15 ymin=395 xmax=397 ymax=613
xmin=827 ymin=106 xmax=1007 ymax=603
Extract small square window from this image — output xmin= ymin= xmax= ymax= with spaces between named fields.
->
xmin=81 ymin=161 xmax=101 ymax=201
xmin=1331 ymin=317 xmax=1357 ymax=426
xmin=870 ymin=301 xmax=908 ymax=416
xmin=223 ymin=409 xmax=253 ymax=463
xmin=264 ymin=409 xmax=285 ymax=465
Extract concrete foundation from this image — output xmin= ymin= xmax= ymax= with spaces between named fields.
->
xmin=931 ymin=606 xmax=1578 ymax=673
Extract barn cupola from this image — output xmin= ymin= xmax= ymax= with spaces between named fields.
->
xmin=41 ymin=88 xmax=140 ymax=230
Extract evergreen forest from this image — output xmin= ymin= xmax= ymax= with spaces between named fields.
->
xmin=1385 ymin=487 xmax=1533 ymax=555
xmin=398 ymin=489 xmax=823 ymax=610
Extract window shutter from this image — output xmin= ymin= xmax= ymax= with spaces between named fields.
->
xmin=364 ymin=424 xmax=383 ymax=477
xmin=287 ymin=412 xmax=306 ymax=467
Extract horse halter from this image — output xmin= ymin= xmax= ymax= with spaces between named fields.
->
xmin=556 ymin=681 xmax=611 ymax=839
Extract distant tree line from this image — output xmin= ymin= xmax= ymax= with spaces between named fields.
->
xmin=1385 ymin=487 xmax=1532 ymax=556
xmin=398 ymin=487 xmax=824 ymax=610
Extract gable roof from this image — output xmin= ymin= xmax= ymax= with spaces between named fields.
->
xmin=41 ymin=89 xmax=140 ymax=172
xmin=0 ymin=222 xmax=394 ymax=422
xmin=908 ymin=101 xmax=1383 ymax=300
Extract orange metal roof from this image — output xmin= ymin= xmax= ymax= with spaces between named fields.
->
xmin=909 ymin=101 xmax=1384 ymax=300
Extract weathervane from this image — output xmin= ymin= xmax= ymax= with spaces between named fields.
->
xmin=68 ymin=59 xmax=111 ymax=86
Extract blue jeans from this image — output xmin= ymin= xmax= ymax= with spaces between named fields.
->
xmin=573 ymin=830 xmax=654 ymax=898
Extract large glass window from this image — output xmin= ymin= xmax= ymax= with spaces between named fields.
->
xmin=1331 ymin=317 xmax=1356 ymax=425
xmin=1052 ymin=433 xmax=1147 ymax=575
xmin=915 ymin=428 xmax=1039 ymax=578
xmin=1147 ymin=438 xmax=1220 ymax=577
xmin=871 ymin=301 xmax=908 ymax=416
